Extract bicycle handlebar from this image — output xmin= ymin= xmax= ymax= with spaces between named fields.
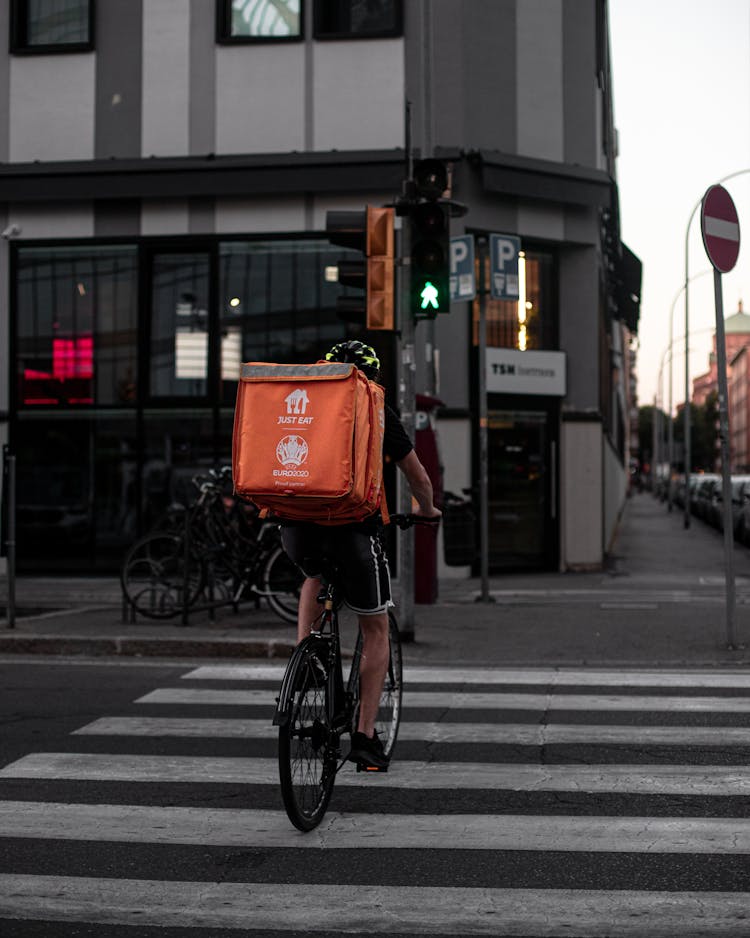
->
xmin=389 ymin=512 xmax=441 ymax=530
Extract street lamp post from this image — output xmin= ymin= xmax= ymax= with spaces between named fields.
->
xmin=666 ymin=271 xmax=711 ymax=511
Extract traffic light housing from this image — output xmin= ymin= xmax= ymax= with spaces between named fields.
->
xmin=409 ymin=160 xmax=450 ymax=319
xmin=325 ymin=206 xmax=395 ymax=330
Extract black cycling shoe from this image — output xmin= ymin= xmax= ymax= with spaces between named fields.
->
xmin=348 ymin=730 xmax=389 ymax=770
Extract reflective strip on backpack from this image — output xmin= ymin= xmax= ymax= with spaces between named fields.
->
xmin=240 ymin=363 xmax=352 ymax=380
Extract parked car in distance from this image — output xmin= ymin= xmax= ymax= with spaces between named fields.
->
xmin=693 ymin=474 xmax=721 ymax=524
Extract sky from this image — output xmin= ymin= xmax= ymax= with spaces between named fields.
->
xmin=609 ymin=0 xmax=750 ymax=413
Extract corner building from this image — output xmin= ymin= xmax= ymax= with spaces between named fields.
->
xmin=0 ymin=0 xmax=639 ymax=574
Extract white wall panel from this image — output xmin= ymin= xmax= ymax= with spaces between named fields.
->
xmin=310 ymin=193 xmax=392 ymax=231
xmin=142 ymin=0 xmax=190 ymax=157
xmin=516 ymin=0 xmax=563 ymax=162
xmin=9 ymin=56 xmax=95 ymax=162
xmin=9 ymin=204 xmax=94 ymax=239
xmin=141 ymin=201 xmax=190 ymax=236
xmin=215 ymin=197 xmax=306 ymax=233
xmin=313 ymin=40 xmax=404 ymax=151
xmin=216 ymin=46 xmax=304 ymax=155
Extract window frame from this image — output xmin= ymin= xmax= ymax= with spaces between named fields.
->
xmin=215 ymin=0 xmax=304 ymax=45
xmin=312 ymin=0 xmax=403 ymax=41
xmin=10 ymin=0 xmax=95 ymax=55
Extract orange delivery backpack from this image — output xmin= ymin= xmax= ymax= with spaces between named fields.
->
xmin=232 ymin=361 xmax=386 ymax=524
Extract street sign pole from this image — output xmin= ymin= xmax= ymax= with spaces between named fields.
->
xmin=398 ymin=220 xmax=416 ymax=642
xmin=476 ymin=236 xmax=492 ymax=604
xmin=701 ymin=183 xmax=741 ymax=649
xmin=712 ymin=270 xmax=736 ymax=647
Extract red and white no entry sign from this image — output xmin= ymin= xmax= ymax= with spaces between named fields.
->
xmin=701 ymin=184 xmax=740 ymax=273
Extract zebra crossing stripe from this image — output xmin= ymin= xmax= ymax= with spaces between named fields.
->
xmin=135 ymin=686 xmax=750 ymax=711
xmin=2 ymin=801 xmax=750 ymax=853
xmin=183 ymin=664 xmax=750 ymax=688
xmin=73 ymin=715 xmax=750 ymax=747
xmin=1 ymin=875 xmax=748 ymax=935
xmin=4 ymin=753 xmax=750 ymax=795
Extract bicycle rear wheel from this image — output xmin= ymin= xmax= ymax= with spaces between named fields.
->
xmin=278 ymin=648 xmax=337 ymax=831
xmin=121 ymin=533 xmax=204 ymax=619
xmin=262 ymin=544 xmax=304 ymax=623
xmin=351 ymin=610 xmax=403 ymax=759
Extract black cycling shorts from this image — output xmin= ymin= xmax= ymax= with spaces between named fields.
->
xmin=280 ymin=522 xmax=392 ymax=616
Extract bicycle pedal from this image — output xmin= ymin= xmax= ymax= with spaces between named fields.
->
xmin=355 ymin=762 xmax=388 ymax=773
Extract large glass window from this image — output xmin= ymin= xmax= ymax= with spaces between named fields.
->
xmin=472 ymin=250 xmax=556 ymax=351
xmin=15 ymin=410 xmax=137 ymax=571
xmin=218 ymin=239 xmax=355 ymax=404
xmin=313 ymin=0 xmax=402 ymax=39
xmin=11 ymin=0 xmax=93 ymax=53
xmin=217 ymin=0 xmax=302 ymax=42
xmin=11 ymin=235 xmax=385 ymax=571
xmin=149 ymin=252 xmax=211 ymax=399
xmin=16 ymin=245 xmax=138 ymax=408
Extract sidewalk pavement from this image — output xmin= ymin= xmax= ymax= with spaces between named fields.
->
xmin=3 ymin=490 xmax=750 ymax=667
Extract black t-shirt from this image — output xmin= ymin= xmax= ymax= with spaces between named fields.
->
xmin=384 ymin=403 xmax=413 ymax=463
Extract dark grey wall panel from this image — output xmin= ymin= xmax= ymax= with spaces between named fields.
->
xmin=94 ymin=199 xmax=140 ymax=237
xmin=0 ymin=3 xmax=9 ymax=162
xmin=190 ymin=0 xmax=216 ymax=156
xmin=559 ymin=244 xmax=599 ymax=409
xmin=189 ymin=197 xmax=215 ymax=234
xmin=460 ymin=0 xmax=516 ymax=153
xmin=431 ymin=0 xmax=464 ymax=151
xmin=95 ymin=0 xmax=143 ymax=159
xmin=563 ymin=0 xmax=597 ymax=168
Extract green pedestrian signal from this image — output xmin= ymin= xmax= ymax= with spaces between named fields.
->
xmin=406 ymin=162 xmax=451 ymax=320
xmin=420 ymin=281 xmax=440 ymax=310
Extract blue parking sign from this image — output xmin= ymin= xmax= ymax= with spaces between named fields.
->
xmin=450 ymin=235 xmax=476 ymax=302
xmin=490 ymin=234 xmax=521 ymax=300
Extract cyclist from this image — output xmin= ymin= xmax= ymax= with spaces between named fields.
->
xmin=280 ymin=339 xmax=441 ymax=769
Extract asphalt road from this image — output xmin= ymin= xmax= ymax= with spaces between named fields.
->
xmin=2 ymin=656 xmax=750 ymax=936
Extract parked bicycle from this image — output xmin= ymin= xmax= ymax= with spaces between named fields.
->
xmin=273 ymin=512 xmax=439 ymax=831
xmin=120 ymin=467 xmax=303 ymax=623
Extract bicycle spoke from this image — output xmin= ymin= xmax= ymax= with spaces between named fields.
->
xmin=278 ymin=653 xmax=336 ymax=831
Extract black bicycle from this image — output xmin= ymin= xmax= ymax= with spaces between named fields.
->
xmin=273 ymin=513 xmax=439 ymax=831
xmin=120 ymin=468 xmax=303 ymax=623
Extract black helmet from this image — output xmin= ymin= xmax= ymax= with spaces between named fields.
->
xmin=324 ymin=340 xmax=381 ymax=381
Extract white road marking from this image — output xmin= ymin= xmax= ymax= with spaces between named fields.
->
xmin=183 ymin=664 xmax=750 ymax=688
xmin=73 ymin=715 xmax=750 ymax=747
xmin=1 ymin=802 xmax=749 ymax=853
xmin=136 ymin=686 xmax=750 ymax=712
xmin=3 ymin=753 xmax=750 ymax=795
xmin=1 ymin=876 xmax=749 ymax=935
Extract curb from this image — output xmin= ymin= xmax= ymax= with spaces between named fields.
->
xmin=0 ymin=634 xmax=296 ymax=659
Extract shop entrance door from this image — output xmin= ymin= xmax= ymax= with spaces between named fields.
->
xmin=487 ymin=408 xmax=556 ymax=570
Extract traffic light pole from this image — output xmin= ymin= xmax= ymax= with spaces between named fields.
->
xmin=476 ymin=237 xmax=493 ymax=604
xmin=398 ymin=221 xmax=416 ymax=642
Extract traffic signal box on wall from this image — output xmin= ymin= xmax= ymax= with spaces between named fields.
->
xmin=407 ymin=159 xmax=451 ymax=320
xmin=325 ymin=206 xmax=395 ymax=331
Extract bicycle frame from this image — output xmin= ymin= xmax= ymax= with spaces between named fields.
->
xmin=273 ymin=579 xmax=358 ymax=746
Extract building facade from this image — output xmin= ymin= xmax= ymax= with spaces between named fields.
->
xmin=0 ymin=0 xmax=639 ymax=576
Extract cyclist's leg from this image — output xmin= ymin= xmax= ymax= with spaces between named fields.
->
xmin=355 ymin=610 xmax=390 ymax=737
xmin=297 ymin=576 xmax=324 ymax=643
xmin=280 ymin=523 xmax=326 ymax=642
xmin=333 ymin=523 xmax=393 ymax=740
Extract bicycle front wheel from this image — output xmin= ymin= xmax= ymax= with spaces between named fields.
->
xmin=121 ymin=533 xmax=204 ymax=619
xmin=278 ymin=648 xmax=337 ymax=831
xmin=351 ymin=610 xmax=403 ymax=759
xmin=262 ymin=545 xmax=304 ymax=623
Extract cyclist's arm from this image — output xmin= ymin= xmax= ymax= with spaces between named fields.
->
xmin=395 ymin=450 xmax=441 ymax=518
